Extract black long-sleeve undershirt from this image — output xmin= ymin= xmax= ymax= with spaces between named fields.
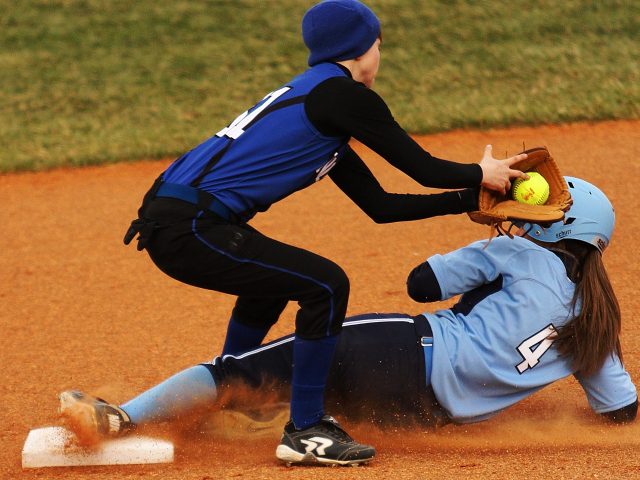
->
xmin=305 ymin=67 xmax=482 ymax=222
xmin=329 ymin=147 xmax=478 ymax=223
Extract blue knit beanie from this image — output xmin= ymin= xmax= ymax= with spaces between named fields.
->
xmin=302 ymin=0 xmax=381 ymax=67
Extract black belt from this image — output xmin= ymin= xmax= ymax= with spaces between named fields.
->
xmin=124 ymin=179 xmax=238 ymax=251
xmin=155 ymin=182 xmax=236 ymax=222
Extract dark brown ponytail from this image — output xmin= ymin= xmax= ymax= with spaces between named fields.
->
xmin=552 ymin=240 xmax=622 ymax=376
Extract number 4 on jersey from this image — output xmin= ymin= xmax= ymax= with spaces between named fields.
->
xmin=516 ymin=324 xmax=558 ymax=373
xmin=216 ymin=87 xmax=291 ymax=140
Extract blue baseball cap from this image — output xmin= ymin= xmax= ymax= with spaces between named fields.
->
xmin=302 ymin=0 xmax=381 ymax=66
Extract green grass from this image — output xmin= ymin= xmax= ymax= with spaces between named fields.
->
xmin=378 ymin=0 xmax=640 ymax=131
xmin=1 ymin=0 xmax=638 ymax=172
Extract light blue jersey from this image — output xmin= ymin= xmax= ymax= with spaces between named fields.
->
xmin=424 ymin=235 xmax=636 ymax=423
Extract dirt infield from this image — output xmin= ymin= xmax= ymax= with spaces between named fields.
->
xmin=3 ymin=120 xmax=640 ymax=479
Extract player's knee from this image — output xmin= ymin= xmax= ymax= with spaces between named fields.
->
xmin=310 ymin=262 xmax=349 ymax=299
xmin=328 ymin=267 xmax=349 ymax=326
xmin=296 ymin=265 xmax=349 ymax=336
xmin=331 ymin=265 xmax=350 ymax=299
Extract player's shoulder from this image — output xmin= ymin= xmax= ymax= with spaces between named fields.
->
xmin=287 ymin=63 xmax=349 ymax=90
xmin=494 ymin=235 xmax=572 ymax=280
xmin=306 ymin=75 xmax=390 ymax=126
xmin=480 ymin=235 xmax=547 ymax=254
xmin=309 ymin=69 xmax=383 ymax=102
xmin=466 ymin=235 xmax=554 ymax=267
xmin=310 ymin=75 xmax=369 ymax=97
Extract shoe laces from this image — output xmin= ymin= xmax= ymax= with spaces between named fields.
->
xmin=318 ymin=416 xmax=353 ymax=443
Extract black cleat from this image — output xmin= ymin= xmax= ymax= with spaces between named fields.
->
xmin=275 ymin=415 xmax=375 ymax=466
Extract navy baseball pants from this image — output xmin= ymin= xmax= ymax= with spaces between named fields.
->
xmin=204 ymin=313 xmax=450 ymax=427
xmin=137 ymin=195 xmax=349 ymax=339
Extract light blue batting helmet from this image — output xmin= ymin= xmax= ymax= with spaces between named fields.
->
xmin=525 ymin=176 xmax=614 ymax=253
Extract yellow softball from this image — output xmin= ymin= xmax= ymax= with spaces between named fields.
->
xmin=512 ymin=172 xmax=550 ymax=205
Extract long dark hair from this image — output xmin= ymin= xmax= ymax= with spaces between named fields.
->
xmin=549 ymin=239 xmax=622 ymax=376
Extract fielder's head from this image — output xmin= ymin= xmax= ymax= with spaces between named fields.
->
xmin=525 ymin=176 xmax=615 ymax=253
xmin=302 ymin=0 xmax=381 ymax=67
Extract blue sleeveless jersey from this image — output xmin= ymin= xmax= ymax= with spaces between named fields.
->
xmin=423 ymin=236 xmax=636 ymax=423
xmin=162 ymin=63 xmax=349 ymax=220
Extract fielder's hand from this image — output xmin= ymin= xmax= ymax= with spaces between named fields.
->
xmin=479 ymin=145 xmax=528 ymax=195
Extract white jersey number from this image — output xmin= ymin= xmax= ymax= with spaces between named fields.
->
xmin=315 ymin=151 xmax=339 ymax=181
xmin=515 ymin=324 xmax=557 ymax=373
xmin=216 ymin=87 xmax=291 ymax=140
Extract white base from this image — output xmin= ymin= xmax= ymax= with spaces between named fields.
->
xmin=22 ymin=426 xmax=174 ymax=468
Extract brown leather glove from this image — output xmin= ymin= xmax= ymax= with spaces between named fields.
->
xmin=468 ymin=146 xmax=572 ymax=226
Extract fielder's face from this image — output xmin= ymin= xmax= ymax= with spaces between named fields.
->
xmin=354 ymin=38 xmax=381 ymax=88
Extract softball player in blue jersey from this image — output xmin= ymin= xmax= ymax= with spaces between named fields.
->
xmin=61 ymin=177 xmax=637 ymax=464
xmin=71 ymin=0 xmax=529 ymax=465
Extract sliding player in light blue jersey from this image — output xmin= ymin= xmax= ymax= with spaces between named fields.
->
xmin=406 ymin=176 xmax=636 ymax=423
xmin=60 ymin=177 xmax=636 ymax=465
